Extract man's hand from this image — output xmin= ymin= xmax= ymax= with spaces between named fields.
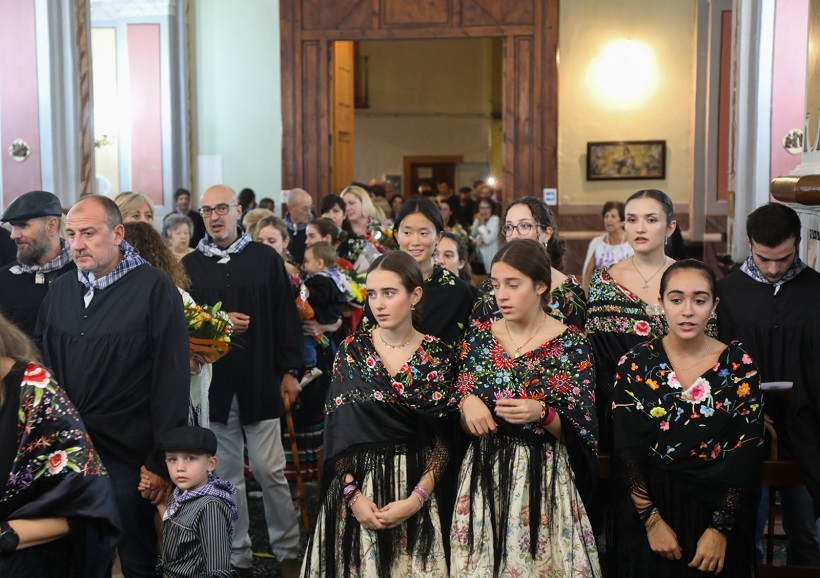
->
xmin=281 ymin=374 xmax=302 ymax=406
xmin=139 ymin=466 xmax=171 ymax=506
xmin=226 ymin=312 xmax=250 ymax=335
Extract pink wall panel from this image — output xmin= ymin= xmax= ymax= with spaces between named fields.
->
xmin=127 ymin=24 xmax=163 ymax=204
xmin=770 ymin=0 xmax=809 ymax=181
xmin=0 ymin=0 xmax=42 ymax=203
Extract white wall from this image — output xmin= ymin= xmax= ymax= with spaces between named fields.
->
xmin=192 ymin=0 xmax=281 ymax=201
xmin=354 ymin=38 xmax=497 ymax=184
xmin=558 ymin=0 xmax=697 ymax=207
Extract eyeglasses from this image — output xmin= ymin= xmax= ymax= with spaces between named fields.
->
xmin=199 ymin=204 xmax=237 ymax=217
xmin=502 ymin=221 xmax=542 ymax=236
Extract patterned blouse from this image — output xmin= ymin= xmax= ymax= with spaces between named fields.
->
xmin=452 ymin=321 xmax=597 ymax=451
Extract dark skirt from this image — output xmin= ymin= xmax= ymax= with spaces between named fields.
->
xmin=610 ymin=468 xmax=757 ymax=578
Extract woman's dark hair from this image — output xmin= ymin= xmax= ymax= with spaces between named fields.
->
xmin=478 ymin=198 xmax=498 ymax=216
xmin=320 ymin=194 xmax=354 ymax=239
xmin=659 ymin=259 xmax=717 ymax=299
xmin=746 ymin=202 xmax=801 ymax=247
xmin=626 ymin=189 xmax=674 ymax=225
xmin=491 ymin=239 xmax=553 ymax=313
xmin=503 ymin=196 xmax=566 ymax=271
xmin=367 ymin=251 xmax=424 ymax=329
xmin=320 ymin=194 xmax=345 ymax=215
xmin=308 ymin=218 xmax=340 ymax=244
xmin=440 ymin=231 xmax=472 ymax=284
xmin=601 ymin=200 xmax=625 ymax=222
xmin=124 ymin=222 xmax=190 ymax=290
xmin=238 ymin=188 xmax=256 ymax=211
xmin=393 ymin=197 xmax=445 ymax=235
xmin=439 ymin=196 xmax=459 ymax=228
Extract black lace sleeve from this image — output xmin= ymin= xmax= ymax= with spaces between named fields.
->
xmin=615 ymin=444 xmax=656 ymax=521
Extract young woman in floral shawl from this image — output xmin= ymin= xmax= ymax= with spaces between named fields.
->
xmin=451 ymin=239 xmax=600 ymax=577
xmin=302 ymin=251 xmax=456 ymax=577
xmin=611 ymin=260 xmax=764 ymax=576
xmin=0 ymin=313 xmax=119 ymax=577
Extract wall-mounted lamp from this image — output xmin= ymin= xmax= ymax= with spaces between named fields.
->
xmin=587 ymin=39 xmax=658 ymax=109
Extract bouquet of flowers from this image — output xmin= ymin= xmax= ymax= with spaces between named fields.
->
xmin=337 ymin=257 xmax=366 ymax=305
xmin=184 ymin=299 xmax=233 ymax=363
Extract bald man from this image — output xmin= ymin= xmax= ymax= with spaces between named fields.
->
xmin=183 ymin=185 xmax=303 ymax=577
xmin=284 ymin=188 xmax=313 ymax=263
xmin=37 ymin=194 xmax=189 ymax=577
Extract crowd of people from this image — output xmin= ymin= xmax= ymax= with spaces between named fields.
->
xmin=0 ymin=181 xmax=818 ymax=578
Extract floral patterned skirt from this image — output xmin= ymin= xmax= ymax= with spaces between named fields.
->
xmin=302 ymin=454 xmax=448 ymax=578
xmin=450 ymin=439 xmax=601 ymax=578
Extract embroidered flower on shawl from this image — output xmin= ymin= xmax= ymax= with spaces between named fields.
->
xmin=700 ymin=405 xmax=715 ymax=417
xmin=633 ymin=320 xmax=651 ymax=336
xmin=455 ymin=372 xmax=475 ymax=395
xmin=392 ymin=381 xmax=404 ymax=395
xmin=742 ymin=353 xmax=753 ymax=365
xmin=682 ymin=377 xmax=711 ymax=403
xmin=547 ymin=372 xmax=572 ymax=396
xmin=541 ymin=339 xmax=564 ymax=359
xmin=46 ymin=450 xmax=68 ymax=475
xmin=21 ymin=363 xmax=50 ymax=388
xmin=646 ymin=378 xmax=660 ymax=391
xmin=659 ymin=421 xmax=670 ymax=431
xmin=736 ymin=383 xmax=751 ymax=397
xmin=490 ymin=342 xmax=515 ymax=369
xmin=667 ymin=371 xmax=682 ymax=389
xmin=649 ymin=407 xmax=667 ymax=418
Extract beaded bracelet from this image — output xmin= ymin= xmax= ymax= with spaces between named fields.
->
xmin=540 ymin=402 xmax=557 ymax=426
xmin=457 ymin=395 xmax=471 ymax=413
xmin=412 ymin=486 xmax=430 ymax=504
xmin=348 ymin=492 xmax=362 ymax=508
xmin=412 ymin=491 xmax=424 ymax=507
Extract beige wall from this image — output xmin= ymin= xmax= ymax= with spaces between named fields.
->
xmin=192 ymin=0 xmax=282 ymax=200
xmin=558 ymin=0 xmax=697 ymax=207
xmin=354 ymin=38 xmax=498 ymax=189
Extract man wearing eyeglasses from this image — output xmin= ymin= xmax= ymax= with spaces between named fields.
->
xmin=182 ymin=185 xmax=304 ymax=577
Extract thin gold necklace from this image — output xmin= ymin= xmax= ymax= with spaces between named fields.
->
xmin=668 ymin=338 xmax=711 ymax=371
xmin=505 ymin=315 xmax=548 ymax=357
xmin=632 ymin=256 xmax=668 ymax=292
xmin=377 ymin=328 xmax=415 ymax=349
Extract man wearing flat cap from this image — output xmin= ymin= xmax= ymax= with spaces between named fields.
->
xmin=0 ymin=190 xmax=75 ymax=335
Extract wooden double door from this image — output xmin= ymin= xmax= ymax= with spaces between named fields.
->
xmin=280 ymin=0 xmax=559 ymax=208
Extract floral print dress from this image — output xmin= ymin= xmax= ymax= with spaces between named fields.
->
xmin=610 ymin=339 xmax=764 ymax=577
xmin=449 ymin=323 xmax=600 ymax=578
xmin=302 ymin=332 xmax=455 ymax=578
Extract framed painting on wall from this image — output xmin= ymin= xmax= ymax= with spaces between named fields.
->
xmin=586 ymin=140 xmax=666 ymax=180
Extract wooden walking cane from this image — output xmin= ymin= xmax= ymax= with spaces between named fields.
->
xmin=283 ymin=392 xmax=311 ymax=534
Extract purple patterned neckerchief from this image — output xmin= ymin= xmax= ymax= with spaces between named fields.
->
xmin=164 ymin=472 xmax=238 ymax=522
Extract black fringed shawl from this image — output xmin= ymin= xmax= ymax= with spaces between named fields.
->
xmin=307 ymin=331 xmax=455 ymax=577
xmin=0 ymin=362 xmax=120 ymax=578
xmin=452 ymin=323 xmax=598 ymax=572
xmin=611 ymin=339 xmax=764 ymax=576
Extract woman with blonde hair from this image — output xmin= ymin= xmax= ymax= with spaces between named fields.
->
xmin=341 ymin=185 xmax=386 ymax=238
xmin=0 ymin=312 xmax=119 ymax=577
xmin=114 ymin=191 xmax=154 ymax=224
xmin=247 ymin=215 xmax=300 ymax=278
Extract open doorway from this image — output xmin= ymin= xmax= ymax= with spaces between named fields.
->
xmin=332 ymin=38 xmax=502 ymax=199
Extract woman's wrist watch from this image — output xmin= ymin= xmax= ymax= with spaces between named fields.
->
xmin=0 ymin=521 xmax=19 ymax=553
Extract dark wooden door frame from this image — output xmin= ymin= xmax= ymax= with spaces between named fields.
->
xmin=280 ymin=0 xmax=559 ymax=210
xmin=403 ymin=155 xmax=464 ymax=198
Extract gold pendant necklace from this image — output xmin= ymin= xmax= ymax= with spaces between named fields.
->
xmin=505 ymin=314 xmax=548 ymax=358
xmin=377 ymin=328 xmax=415 ymax=349
xmin=669 ymin=339 xmax=711 ymax=371
xmin=632 ymin=256 xmax=668 ymax=293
